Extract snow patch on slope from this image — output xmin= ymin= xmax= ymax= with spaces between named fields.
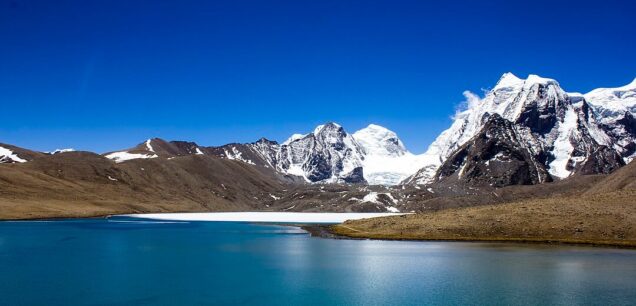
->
xmin=224 ymin=147 xmax=256 ymax=165
xmin=361 ymin=192 xmax=401 ymax=212
xmin=362 ymin=192 xmax=380 ymax=203
xmin=105 ymin=152 xmax=158 ymax=163
xmin=0 ymin=146 xmax=27 ymax=163
xmin=48 ymin=148 xmax=75 ymax=154
xmin=548 ymin=107 xmax=578 ymax=178
xmin=145 ymin=139 xmax=155 ymax=152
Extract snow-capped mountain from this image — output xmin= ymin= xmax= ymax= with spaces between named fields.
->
xmin=353 ymin=124 xmax=408 ymax=157
xmin=254 ymin=123 xmax=435 ymax=185
xmin=274 ymin=123 xmax=365 ymax=183
xmin=584 ymin=78 xmax=636 ymax=163
xmin=211 ymin=123 xmax=428 ymax=185
xmin=405 ymin=73 xmax=633 ymax=186
xmin=352 ymin=124 xmax=436 ymax=185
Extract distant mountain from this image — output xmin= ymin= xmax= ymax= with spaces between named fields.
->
xmin=352 ymin=124 xmax=435 ymax=185
xmin=221 ymin=123 xmax=430 ymax=185
xmin=98 ymin=123 xmax=430 ymax=185
xmin=274 ymin=123 xmax=366 ymax=183
xmin=4 ymin=73 xmax=634 ymax=191
xmin=405 ymin=73 xmax=634 ymax=187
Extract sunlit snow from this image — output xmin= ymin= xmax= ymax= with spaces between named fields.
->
xmin=105 ymin=151 xmax=158 ymax=163
xmin=0 ymin=146 xmax=27 ymax=163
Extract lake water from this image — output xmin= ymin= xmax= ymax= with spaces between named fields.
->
xmin=1 ymin=217 xmax=635 ymax=305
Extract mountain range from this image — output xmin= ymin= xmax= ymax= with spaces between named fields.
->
xmin=1 ymin=73 xmax=634 ymax=218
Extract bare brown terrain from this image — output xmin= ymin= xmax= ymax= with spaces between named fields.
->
xmin=0 ymin=152 xmax=284 ymax=219
xmin=332 ymin=162 xmax=636 ymax=247
xmin=0 ymin=152 xmax=607 ymax=220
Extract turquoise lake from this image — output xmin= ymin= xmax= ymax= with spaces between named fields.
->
xmin=1 ymin=217 xmax=635 ymax=305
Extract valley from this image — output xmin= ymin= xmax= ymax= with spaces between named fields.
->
xmin=1 ymin=73 xmax=634 ymax=247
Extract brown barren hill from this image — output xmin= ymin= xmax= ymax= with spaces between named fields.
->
xmin=586 ymin=160 xmax=636 ymax=194
xmin=0 ymin=152 xmax=284 ymax=219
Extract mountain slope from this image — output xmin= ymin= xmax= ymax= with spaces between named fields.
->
xmin=434 ymin=114 xmax=551 ymax=187
xmin=586 ymin=160 xmax=636 ymax=194
xmin=103 ymin=138 xmax=213 ymax=162
xmin=0 ymin=152 xmax=286 ymax=219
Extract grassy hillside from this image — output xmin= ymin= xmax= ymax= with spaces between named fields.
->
xmin=332 ymin=162 xmax=636 ymax=247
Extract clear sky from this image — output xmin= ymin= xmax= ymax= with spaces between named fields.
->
xmin=1 ymin=0 xmax=635 ymax=153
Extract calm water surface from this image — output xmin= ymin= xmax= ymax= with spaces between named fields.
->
xmin=0 ymin=218 xmax=635 ymax=305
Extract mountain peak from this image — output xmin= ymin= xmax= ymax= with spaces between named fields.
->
xmin=353 ymin=124 xmax=406 ymax=157
xmin=494 ymin=72 xmax=524 ymax=89
xmin=255 ymin=137 xmax=278 ymax=145
xmin=494 ymin=73 xmax=559 ymax=91
xmin=525 ymin=74 xmax=559 ymax=87
xmin=363 ymin=124 xmax=391 ymax=132
xmin=282 ymin=133 xmax=306 ymax=145
xmin=313 ymin=122 xmax=343 ymax=135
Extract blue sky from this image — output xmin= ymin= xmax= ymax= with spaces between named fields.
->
xmin=1 ymin=0 xmax=635 ymax=153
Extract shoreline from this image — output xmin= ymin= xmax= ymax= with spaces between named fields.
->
xmin=298 ymin=224 xmax=636 ymax=249
xmin=4 ymin=212 xmax=634 ymax=249
xmin=319 ymin=190 xmax=636 ymax=249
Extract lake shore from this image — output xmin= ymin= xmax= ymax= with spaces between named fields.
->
xmin=299 ymin=225 xmax=636 ymax=249
xmin=325 ymin=190 xmax=636 ymax=248
xmin=3 ymin=190 xmax=634 ymax=249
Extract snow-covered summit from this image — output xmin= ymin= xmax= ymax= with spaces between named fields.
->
xmin=353 ymin=124 xmax=407 ymax=157
xmin=493 ymin=73 xmax=559 ymax=91
xmin=283 ymin=133 xmax=306 ymax=145
xmin=423 ymin=73 xmax=567 ymax=162
xmin=406 ymin=73 xmax=631 ymax=185
xmin=493 ymin=72 xmax=524 ymax=89
xmin=349 ymin=124 xmax=433 ymax=185
xmin=584 ymin=78 xmax=636 ymax=123
xmin=313 ymin=122 xmax=342 ymax=135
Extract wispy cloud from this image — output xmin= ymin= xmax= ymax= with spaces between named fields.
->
xmin=452 ymin=90 xmax=483 ymax=119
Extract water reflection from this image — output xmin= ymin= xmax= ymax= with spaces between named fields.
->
xmin=0 ymin=219 xmax=634 ymax=305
